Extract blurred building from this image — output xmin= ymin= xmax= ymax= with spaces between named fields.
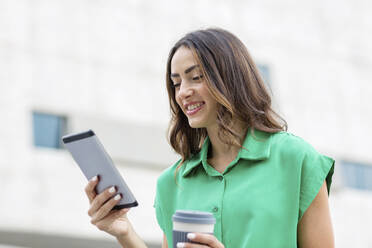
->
xmin=0 ymin=0 xmax=371 ymax=247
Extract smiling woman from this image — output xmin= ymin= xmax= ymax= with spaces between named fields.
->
xmin=158 ymin=28 xmax=335 ymax=248
xmin=83 ymin=28 xmax=335 ymax=248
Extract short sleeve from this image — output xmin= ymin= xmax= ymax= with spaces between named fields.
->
xmin=298 ymin=146 xmax=335 ymax=220
xmin=153 ymin=188 xmax=166 ymax=232
xmin=153 ymin=159 xmax=182 ymax=243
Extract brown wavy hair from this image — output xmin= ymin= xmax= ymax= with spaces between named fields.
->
xmin=166 ymin=28 xmax=287 ymax=169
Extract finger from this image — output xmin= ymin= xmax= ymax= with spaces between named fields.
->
xmin=85 ymin=175 xmax=99 ymax=203
xmin=91 ymin=193 xmax=122 ymax=224
xmin=103 ymin=207 xmax=130 ymax=222
xmin=176 ymin=242 xmax=208 ymax=248
xmin=185 ymin=233 xmax=224 ymax=248
xmin=88 ymin=185 xmax=117 ymax=217
xmin=94 ymin=208 xmax=130 ymax=232
xmin=94 ymin=208 xmax=130 ymax=228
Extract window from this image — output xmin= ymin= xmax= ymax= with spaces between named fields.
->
xmin=340 ymin=161 xmax=372 ymax=191
xmin=257 ymin=64 xmax=270 ymax=85
xmin=32 ymin=111 xmax=67 ymax=149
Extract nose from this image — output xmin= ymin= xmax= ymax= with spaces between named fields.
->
xmin=178 ymin=82 xmax=194 ymax=99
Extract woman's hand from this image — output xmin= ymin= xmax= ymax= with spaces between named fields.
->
xmin=85 ymin=175 xmax=132 ymax=238
xmin=176 ymin=233 xmax=225 ymax=248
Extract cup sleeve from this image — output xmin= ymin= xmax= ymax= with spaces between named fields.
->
xmin=298 ymin=147 xmax=335 ymax=221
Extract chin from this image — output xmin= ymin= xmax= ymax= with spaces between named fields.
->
xmin=188 ymin=119 xmax=206 ymax=129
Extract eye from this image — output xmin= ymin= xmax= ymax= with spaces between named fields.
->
xmin=192 ymin=75 xmax=204 ymax=81
xmin=172 ymin=83 xmax=181 ymax=88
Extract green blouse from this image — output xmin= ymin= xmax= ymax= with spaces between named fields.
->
xmin=154 ymin=130 xmax=335 ymax=247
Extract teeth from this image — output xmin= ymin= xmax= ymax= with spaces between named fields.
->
xmin=187 ymin=103 xmax=203 ymax=111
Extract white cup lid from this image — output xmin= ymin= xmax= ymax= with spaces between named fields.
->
xmin=172 ymin=210 xmax=216 ymax=224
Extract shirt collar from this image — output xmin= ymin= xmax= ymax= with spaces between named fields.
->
xmin=182 ymin=129 xmax=273 ymax=177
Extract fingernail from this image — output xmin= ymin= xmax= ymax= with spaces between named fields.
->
xmin=114 ymin=194 xmax=121 ymax=200
xmin=187 ymin=233 xmax=195 ymax=239
xmin=90 ymin=176 xmax=97 ymax=181
xmin=176 ymin=243 xmax=185 ymax=248
xmin=109 ymin=186 xmax=116 ymax=193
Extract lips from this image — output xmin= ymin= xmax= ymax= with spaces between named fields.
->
xmin=184 ymin=101 xmax=205 ymax=116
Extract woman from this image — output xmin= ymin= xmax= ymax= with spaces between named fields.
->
xmin=84 ymin=28 xmax=335 ymax=248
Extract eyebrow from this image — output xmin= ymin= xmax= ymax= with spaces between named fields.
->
xmin=171 ymin=65 xmax=199 ymax=77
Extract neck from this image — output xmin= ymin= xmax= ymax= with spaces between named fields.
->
xmin=206 ymin=121 xmax=246 ymax=161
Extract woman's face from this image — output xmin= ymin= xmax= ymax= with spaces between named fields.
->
xmin=171 ymin=46 xmax=218 ymax=129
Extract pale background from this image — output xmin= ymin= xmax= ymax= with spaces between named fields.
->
xmin=0 ymin=0 xmax=371 ymax=247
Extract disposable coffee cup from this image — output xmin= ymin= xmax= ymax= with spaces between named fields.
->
xmin=172 ymin=210 xmax=216 ymax=248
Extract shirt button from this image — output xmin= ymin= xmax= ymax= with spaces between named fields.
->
xmin=218 ymin=176 xmax=223 ymax=181
xmin=212 ymin=207 xmax=219 ymax=212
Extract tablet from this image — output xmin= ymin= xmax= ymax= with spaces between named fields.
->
xmin=62 ymin=130 xmax=138 ymax=209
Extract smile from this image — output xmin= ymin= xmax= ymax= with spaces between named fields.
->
xmin=186 ymin=102 xmax=205 ymax=116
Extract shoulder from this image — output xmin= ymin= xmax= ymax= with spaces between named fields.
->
xmin=270 ymin=131 xmax=319 ymax=159
xmin=156 ymin=158 xmax=183 ymax=190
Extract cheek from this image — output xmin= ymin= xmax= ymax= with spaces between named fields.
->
xmin=175 ymin=93 xmax=182 ymax=107
xmin=204 ymin=95 xmax=218 ymax=113
xmin=200 ymin=89 xmax=215 ymax=106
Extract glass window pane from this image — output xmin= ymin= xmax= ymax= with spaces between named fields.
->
xmin=341 ymin=161 xmax=372 ymax=191
xmin=32 ymin=112 xmax=67 ymax=149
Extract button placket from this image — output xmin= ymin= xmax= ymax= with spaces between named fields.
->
xmin=212 ymin=176 xmax=225 ymax=213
